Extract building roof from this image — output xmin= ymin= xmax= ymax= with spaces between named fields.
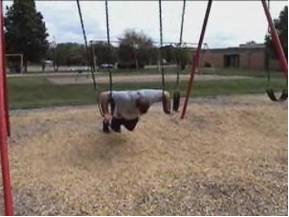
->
xmin=201 ymin=42 xmax=265 ymax=53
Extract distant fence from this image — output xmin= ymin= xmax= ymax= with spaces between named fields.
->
xmin=7 ymin=65 xmax=90 ymax=73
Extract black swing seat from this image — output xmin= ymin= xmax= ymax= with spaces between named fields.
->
xmin=266 ymin=88 xmax=288 ymax=102
xmin=173 ymin=91 xmax=181 ymax=112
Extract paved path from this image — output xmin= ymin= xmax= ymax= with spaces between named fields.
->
xmin=45 ymin=74 xmax=252 ymax=85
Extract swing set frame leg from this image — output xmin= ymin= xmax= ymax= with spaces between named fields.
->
xmin=181 ymin=0 xmax=288 ymax=119
xmin=0 ymin=0 xmax=14 ymax=215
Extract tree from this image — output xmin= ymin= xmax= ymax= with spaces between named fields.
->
xmin=118 ymin=29 xmax=155 ymax=69
xmin=265 ymin=6 xmax=288 ymax=60
xmin=47 ymin=43 xmax=86 ymax=67
xmin=175 ymin=46 xmax=190 ymax=69
xmin=92 ymin=42 xmax=117 ymax=66
xmin=161 ymin=45 xmax=176 ymax=64
xmin=5 ymin=0 xmax=49 ymax=72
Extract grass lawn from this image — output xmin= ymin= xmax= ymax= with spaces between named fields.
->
xmin=8 ymin=76 xmax=286 ymax=109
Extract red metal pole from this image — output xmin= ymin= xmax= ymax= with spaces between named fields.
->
xmin=1 ymin=0 xmax=10 ymax=136
xmin=261 ymin=0 xmax=288 ymax=79
xmin=0 ymin=0 xmax=14 ymax=215
xmin=181 ymin=0 xmax=213 ymax=119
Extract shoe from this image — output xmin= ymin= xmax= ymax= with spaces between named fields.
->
xmin=103 ymin=121 xmax=110 ymax=133
xmin=112 ymin=127 xmax=121 ymax=133
xmin=110 ymin=118 xmax=121 ymax=133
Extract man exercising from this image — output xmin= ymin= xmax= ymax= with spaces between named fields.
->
xmin=99 ymin=89 xmax=171 ymax=133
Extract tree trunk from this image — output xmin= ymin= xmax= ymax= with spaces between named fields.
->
xmin=24 ymin=60 xmax=28 ymax=73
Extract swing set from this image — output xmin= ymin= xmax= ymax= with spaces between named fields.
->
xmin=264 ymin=0 xmax=288 ymax=102
xmin=180 ymin=0 xmax=288 ymax=119
xmin=0 ymin=0 xmax=287 ymax=215
xmin=77 ymin=0 xmax=186 ymax=114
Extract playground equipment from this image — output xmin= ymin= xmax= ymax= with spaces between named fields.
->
xmin=0 ymin=0 xmax=13 ymax=215
xmin=172 ymin=0 xmax=186 ymax=112
xmin=264 ymin=0 xmax=287 ymax=102
xmin=76 ymin=0 xmax=97 ymax=91
xmin=79 ymin=0 xmax=189 ymax=114
xmin=180 ymin=0 xmax=288 ymax=119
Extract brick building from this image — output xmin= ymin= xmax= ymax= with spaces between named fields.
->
xmin=199 ymin=41 xmax=280 ymax=71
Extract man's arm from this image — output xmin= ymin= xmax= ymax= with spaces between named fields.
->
xmin=98 ymin=91 xmax=111 ymax=118
xmin=141 ymin=89 xmax=171 ymax=114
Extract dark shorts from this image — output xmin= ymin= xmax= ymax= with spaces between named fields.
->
xmin=103 ymin=116 xmax=139 ymax=133
xmin=110 ymin=117 xmax=139 ymax=132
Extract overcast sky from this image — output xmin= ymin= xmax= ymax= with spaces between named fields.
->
xmin=4 ymin=1 xmax=288 ymax=48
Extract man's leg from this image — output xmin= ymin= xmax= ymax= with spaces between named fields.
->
xmin=103 ymin=119 xmax=110 ymax=133
xmin=110 ymin=117 xmax=122 ymax=133
xmin=123 ymin=118 xmax=139 ymax=131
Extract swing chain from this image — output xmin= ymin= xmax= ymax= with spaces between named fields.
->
xmin=176 ymin=0 xmax=186 ymax=90
xmin=105 ymin=0 xmax=113 ymax=95
xmin=76 ymin=0 xmax=97 ymax=91
xmin=158 ymin=0 xmax=165 ymax=94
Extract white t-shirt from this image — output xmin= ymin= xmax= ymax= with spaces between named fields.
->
xmin=112 ymin=89 xmax=163 ymax=120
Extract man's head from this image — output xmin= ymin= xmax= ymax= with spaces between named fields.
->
xmin=136 ymin=96 xmax=150 ymax=114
